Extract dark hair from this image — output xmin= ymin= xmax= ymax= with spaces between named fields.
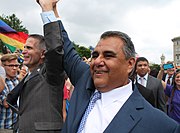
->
xmin=100 ymin=31 xmax=136 ymax=60
xmin=28 ymin=34 xmax=46 ymax=50
xmin=135 ymin=57 xmax=149 ymax=69
xmin=129 ymin=57 xmax=149 ymax=81
xmin=149 ymin=68 xmax=158 ymax=78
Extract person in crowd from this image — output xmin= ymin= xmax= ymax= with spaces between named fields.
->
xmin=6 ymin=31 xmax=65 ymax=132
xmin=0 ymin=53 xmax=20 ymax=133
xmin=63 ymin=74 xmax=74 ymax=122
xmin=0 ymin=54 xmax=6 ymax=93
xmin=133 ymin=57 xmax=166 ymax=112
xmin=38 ymin=0 xmax=180 ymax=132
xmin=149 ymin=68 xmax=159 ymax=77
xmin=157 ymin=61 xmax=176 ymax=85
xmin=164 ymin=69 xmax=180 ymax=124
xmin=157 ymin=61 xmax=176 ymax=114
xmin=65 ymin=77 xmax=74 ymax=100
xmin=0 ymin=76 xmax=5 ymax=93
xmin=62 ymin=74 xmax=70 ymax=122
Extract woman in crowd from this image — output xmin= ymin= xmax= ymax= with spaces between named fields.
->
xmin=164 ymin=69 xmax=180 ymax=124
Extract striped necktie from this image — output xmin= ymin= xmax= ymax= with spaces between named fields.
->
xmin=77 ymin=91 xmax=101 ymax=133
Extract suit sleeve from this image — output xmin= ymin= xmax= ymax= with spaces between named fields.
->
xmin=157 ymin=80 xmax=167 ymax=113
xmin=44 ymin=21 xmax=65 ymax=86
xmin=58 ymin=20 xmax=89 ymax=86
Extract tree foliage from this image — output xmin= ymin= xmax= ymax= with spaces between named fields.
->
xmin=150 ymin=64 xmax=160 ymax=71
xmin=73 ymin=42 xmax=91 ymax=59
xmin=149 ymin=63 xmax=160 ymax=77
xmin=0 ymin=14 xmax=29 ymax=34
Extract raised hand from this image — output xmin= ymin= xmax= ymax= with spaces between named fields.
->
xmin=36 ymin=0 xmax=59 ymax=12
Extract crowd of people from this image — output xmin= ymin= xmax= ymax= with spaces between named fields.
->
xmin=0 ymin=0 xmax=179 ymax=133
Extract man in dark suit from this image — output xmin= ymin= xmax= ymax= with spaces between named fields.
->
xmin=6 ymin=18 xmax=65 ymax=132
xmin=39 ymin=0 xmax=180 ymax=133
xmin=135 ymin=82 xmax=155 ymax=106
xmin=134 ymin=57 xmax=166 ymax=112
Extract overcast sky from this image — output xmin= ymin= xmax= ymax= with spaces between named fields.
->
xmin=1 ymin=0 xmax=180 ymax=64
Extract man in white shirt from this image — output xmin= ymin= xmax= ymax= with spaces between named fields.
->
xmin=135 ymin=57 xmax=166 ymax=112
xmin=37 ymin=0 xmax=180 ymax=133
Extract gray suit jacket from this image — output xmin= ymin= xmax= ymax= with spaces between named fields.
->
xmin=146 ymin=75 xmax=166 ymax=112
xmin=7 ymin=22 xmax=64 ymax=133
xmin=59 ymin=21 xmax=180 ymax=133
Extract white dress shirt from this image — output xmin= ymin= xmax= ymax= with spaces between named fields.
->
xmin=137 ymin=73 xmax=148 ymax=87
xmin=82 ymin=81 xmax=133 ymax=133
xmin=40 ymin=11 xmax=57 ymax=24
xmin=165 ymin=74 xmax=173 ymax=85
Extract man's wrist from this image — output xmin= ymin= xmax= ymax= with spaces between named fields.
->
xmin=40 ymin=11 xmax=57 ymax=25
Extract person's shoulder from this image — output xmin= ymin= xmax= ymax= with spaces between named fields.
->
xmin=148 ymin=75 xmax=162 ymax=83
xmin=152 ymin=109 xmax=179 ymax=129
xmin=141 ymin=99 xmax=179 ymax=130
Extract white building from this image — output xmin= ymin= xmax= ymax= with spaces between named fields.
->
xmin=172 ymin=36 xmax=180 ymax=66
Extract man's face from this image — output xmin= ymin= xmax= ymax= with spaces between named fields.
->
xmin=136 ymin=61 xmax=149 ymax=77
xmin=22 ymin=37 xmax=44 ymax=71
xmin=166 ymin=68 xmax=175 ymax=76
xmin=3 ymin=59 xmax=19 ymax=79
xmin=90 ymin=37 xmax=135 ymax=92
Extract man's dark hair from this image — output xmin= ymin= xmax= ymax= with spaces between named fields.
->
xmin=28 ymin=34 xmax=46 ymax=50
xmin=100 ymin=31 xmax=136 ymax=60
xmin=129 ymin=57 xmax=149 ymax=80
xmin=136 ymin=57 xmax=149 ymax=64
xmin=135 ymin=57 xmax=149 ymax=70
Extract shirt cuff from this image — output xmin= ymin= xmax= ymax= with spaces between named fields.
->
xmin=40 ymin=11 xmax=57 ymax=25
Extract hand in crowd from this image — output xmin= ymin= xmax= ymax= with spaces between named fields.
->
xmin=18 ymin=65 xmax=28 ymax=81
xmin=3 ymin=98 xmax=9 ymax=108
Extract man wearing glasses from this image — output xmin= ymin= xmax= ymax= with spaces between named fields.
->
xmin=0 ymin=53 xmax=20 ymax=133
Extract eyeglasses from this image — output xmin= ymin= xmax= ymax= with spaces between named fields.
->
xmin=4 ymin=64 xmax=20 ymax=68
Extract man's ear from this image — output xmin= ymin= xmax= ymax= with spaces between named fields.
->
xmin=41 ymin=50 xmax=46 ymax=59
xmin=128 ymin=57 xmax=135 ymax=73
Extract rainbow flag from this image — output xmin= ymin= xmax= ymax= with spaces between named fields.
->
xmin=0 ymin=19 xmax=28 ymax=52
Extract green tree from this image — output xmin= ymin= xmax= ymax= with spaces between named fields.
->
xmin=0 ymin=14 xmax=29 ymax=34
xmin=150 ymin=64 xmax=160 ymax=71
xmin=73 ymin=42 xmax=91 ymax=59
xmin=149 ymin=63 xmax=160 ymax=77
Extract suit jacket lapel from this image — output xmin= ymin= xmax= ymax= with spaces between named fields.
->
xmin=146 ymin=75 xmax=151 ymax=88
xmin=72 ymin=76 xmax=95 ymax=131
xmin=6 ymin=76 xmax=26 ymax=106
xmin=24 ymin=67 xmax=41 ymax=83
xmin=104 ymin=87 xmax=144 ymax=133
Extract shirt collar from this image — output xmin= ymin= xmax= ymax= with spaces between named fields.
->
xmin=137 ymin=73 xmax=148 ymax=81
xmin=100 ymin=80 xmax=133 ymax=107
xmin=5 ymin=76 xmax=18 ymax=81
